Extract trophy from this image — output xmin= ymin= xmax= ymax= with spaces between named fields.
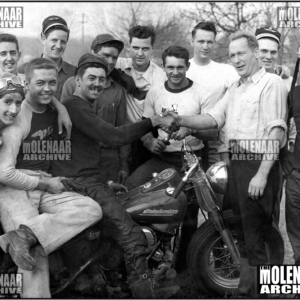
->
xmin=161 ymin=104 xmax=178 ymax=146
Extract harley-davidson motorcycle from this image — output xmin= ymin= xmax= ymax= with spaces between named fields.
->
xmin=0 ymin=140 xmax=285 ymax=298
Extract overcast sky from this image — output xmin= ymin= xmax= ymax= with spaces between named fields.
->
xmin=0 ymin=2 xmax=183 ymax=39
xmin=1 ymin=2 xmax=117 ymax=39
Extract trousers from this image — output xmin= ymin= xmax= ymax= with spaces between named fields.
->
xmin=227 ymin=159 xmax=279 ymax=266
xmin=62 ymin=174 xmax=148 ymax=271
xmin=0 ymin=169 xmax=102 ymax=298
xmin=286 ymin=169 xmax=300 ymax=263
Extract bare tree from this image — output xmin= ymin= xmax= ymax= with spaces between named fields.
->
xmin=97 ymin=2 xmax=190 ymax=63
xmin=180 ymin=2 xmax=264 ymax=62
xmin=181 ymin=2 xmax=262 ymax=33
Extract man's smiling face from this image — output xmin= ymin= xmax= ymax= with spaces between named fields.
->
xmin=0 ymin=42 xmax=21 ymax=74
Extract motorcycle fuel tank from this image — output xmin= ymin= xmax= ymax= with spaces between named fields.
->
xmin=120 ymin=169 xmax=181 ymax=202
xmin=123 ymin=189 xmax=187 ymax=224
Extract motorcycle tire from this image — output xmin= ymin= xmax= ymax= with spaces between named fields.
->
xmin=187 ymin=209 xmax=284 ymax=296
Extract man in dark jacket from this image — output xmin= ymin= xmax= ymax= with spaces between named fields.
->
xmin=50 ymin=53 xmax=180 ymax=299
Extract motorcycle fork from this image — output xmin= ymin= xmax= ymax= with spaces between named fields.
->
xmin=192 ymin=172 xmax=240 ymax=265
xmin=208 ymin=210 xmax=240 ymax=265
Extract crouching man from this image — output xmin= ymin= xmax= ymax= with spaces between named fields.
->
xmin=0 ymin=58 xmax=102 ymax=298
xmin=50 ymin=53 xmax=180 ymax=299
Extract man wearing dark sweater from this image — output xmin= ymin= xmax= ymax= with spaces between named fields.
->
xmin=286 ymin=85 xmax=300 ymax=265
xmin=50 ymin=53 xmax=179 ymax=298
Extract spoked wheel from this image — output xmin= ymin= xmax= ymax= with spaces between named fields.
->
xmin=187 ymin=209 xmax=284 ymax=296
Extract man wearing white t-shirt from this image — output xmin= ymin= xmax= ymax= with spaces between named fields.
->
xmin=125 ymin=46 xmax=217 ymax=270
xmin=186 ymin=21 xmax=239 ymax=171
xmin=125 ymin=46 xmax=216 ymax=189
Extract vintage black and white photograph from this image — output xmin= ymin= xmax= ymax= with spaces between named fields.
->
xmin=0 ymin=1 xmax=299 ymax=298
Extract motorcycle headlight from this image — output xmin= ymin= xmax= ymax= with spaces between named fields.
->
xmin=206 ymin=161 xmax=228 ymax=194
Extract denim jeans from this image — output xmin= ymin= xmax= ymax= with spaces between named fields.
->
xmin=286 ymin=169 xmax=300 ymax=263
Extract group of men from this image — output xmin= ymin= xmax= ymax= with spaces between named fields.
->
xmin=0 ymin=13 xmax=298 ymax=299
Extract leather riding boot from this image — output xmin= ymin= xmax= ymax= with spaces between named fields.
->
xmin=0 ymin=224 xmax=37 ymax=271
xmin=127 ymin=255 xmax=180 ymax=299
xmin=238 ymin=258 xmax=252 ymax=298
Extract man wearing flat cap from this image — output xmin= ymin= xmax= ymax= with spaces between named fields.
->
xmin=50 ymin=53 xmax=180 ymax=299
xmin=61 ymin=34 xmax=131 ymax=185
xmin=255 ymin=27 xmax=292 ymax=89
xmin=18 ymin=15 xmax=76 ymax=100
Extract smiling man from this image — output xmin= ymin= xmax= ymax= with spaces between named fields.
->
xmin=60 ymin=34 xmax=131 ymax=185
xmin=187 ymin=21 xmax=239 ymax=172
xmin=125 ymin=46 xmax=215 ymax=189
xmin=18 ymin=15 xmax=76 ymax=100
xmin=50 ymin=53 xmax=180 ymax=299
xmin=0 ymin=58 xmax=102 ymax=298
xmin=166 ymin=32 xmax=288 ymax=298
xmin=0 ymin=33 xmax=72 ymax=144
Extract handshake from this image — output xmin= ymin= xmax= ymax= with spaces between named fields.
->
xmin=150 ymin=105 xmax=181 ymax=134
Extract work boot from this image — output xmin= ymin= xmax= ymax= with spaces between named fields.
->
xmin=127 ymin=256 xmax=180 ymax=299
xmin=238 ymin=258 xmax=252 ymax=297
xmin=0 ymin=225 xmax=37 ymax=271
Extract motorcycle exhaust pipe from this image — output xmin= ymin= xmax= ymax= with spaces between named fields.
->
xmin=51 ymin=250 xmax=103 ymax=295
xmin=208 ymin=210 xmax=240 ymax=265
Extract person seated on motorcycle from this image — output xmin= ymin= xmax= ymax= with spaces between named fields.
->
xmin=50 ymin=53 xmax=180 ymax=299
xmin=125 ymin=45 xmax=217 ymax=190
xmin=0 ymin=59 xmax=103 ymax=298
xmin=0 ymin=72 xmax=24 ymax=144
xmin=0 ymin=32 xmax=73 ymax=145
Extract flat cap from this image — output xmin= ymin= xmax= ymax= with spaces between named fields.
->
xmin=255 ymin=27 xmax=281 ymax=44
xmin=42 ymin=15 xmax=69 ymax=34
xmin=76 ymin=53 xmax=108 ymax=75
xmin=91 ymin=33 xmax=124 ymax=51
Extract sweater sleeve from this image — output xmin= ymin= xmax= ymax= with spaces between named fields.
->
xmin=65 ymin=97 xmax=154 ymax=147
xmin=0 ymin=123 xmax=39 ymax=190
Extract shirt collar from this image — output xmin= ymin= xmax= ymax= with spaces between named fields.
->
xmin=41 ymin=53 xmax=65 ymax=73
xmin=124 ymin=58 xmax=155 ymax=85
xmin=60 ymin=60 xmax=69 ymax=74
xmin=238 ymin=67 xmax=266 ymax=86
xmin=104 ymin=75 xmax=115 ymax=89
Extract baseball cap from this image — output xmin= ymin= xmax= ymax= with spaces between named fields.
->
xmin=42 ymin=15 xmax=69 ymax=34
xmin=91 ymin=34 xmax=124 ymax=51
xmin=76 ymin=53 xmax=108 ymax=75
xmin=255 ymin=27 xmax=281 ymax=44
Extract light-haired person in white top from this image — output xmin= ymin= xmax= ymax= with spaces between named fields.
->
xmin=186 ymin=21 xmax=239 ymax=171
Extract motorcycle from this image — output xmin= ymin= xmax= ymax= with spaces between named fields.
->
xmin=0 ymin=140 xmax=285 ymax=298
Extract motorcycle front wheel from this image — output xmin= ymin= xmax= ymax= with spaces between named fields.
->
xmin=187 ymin=209 xmax=284 ymax=296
